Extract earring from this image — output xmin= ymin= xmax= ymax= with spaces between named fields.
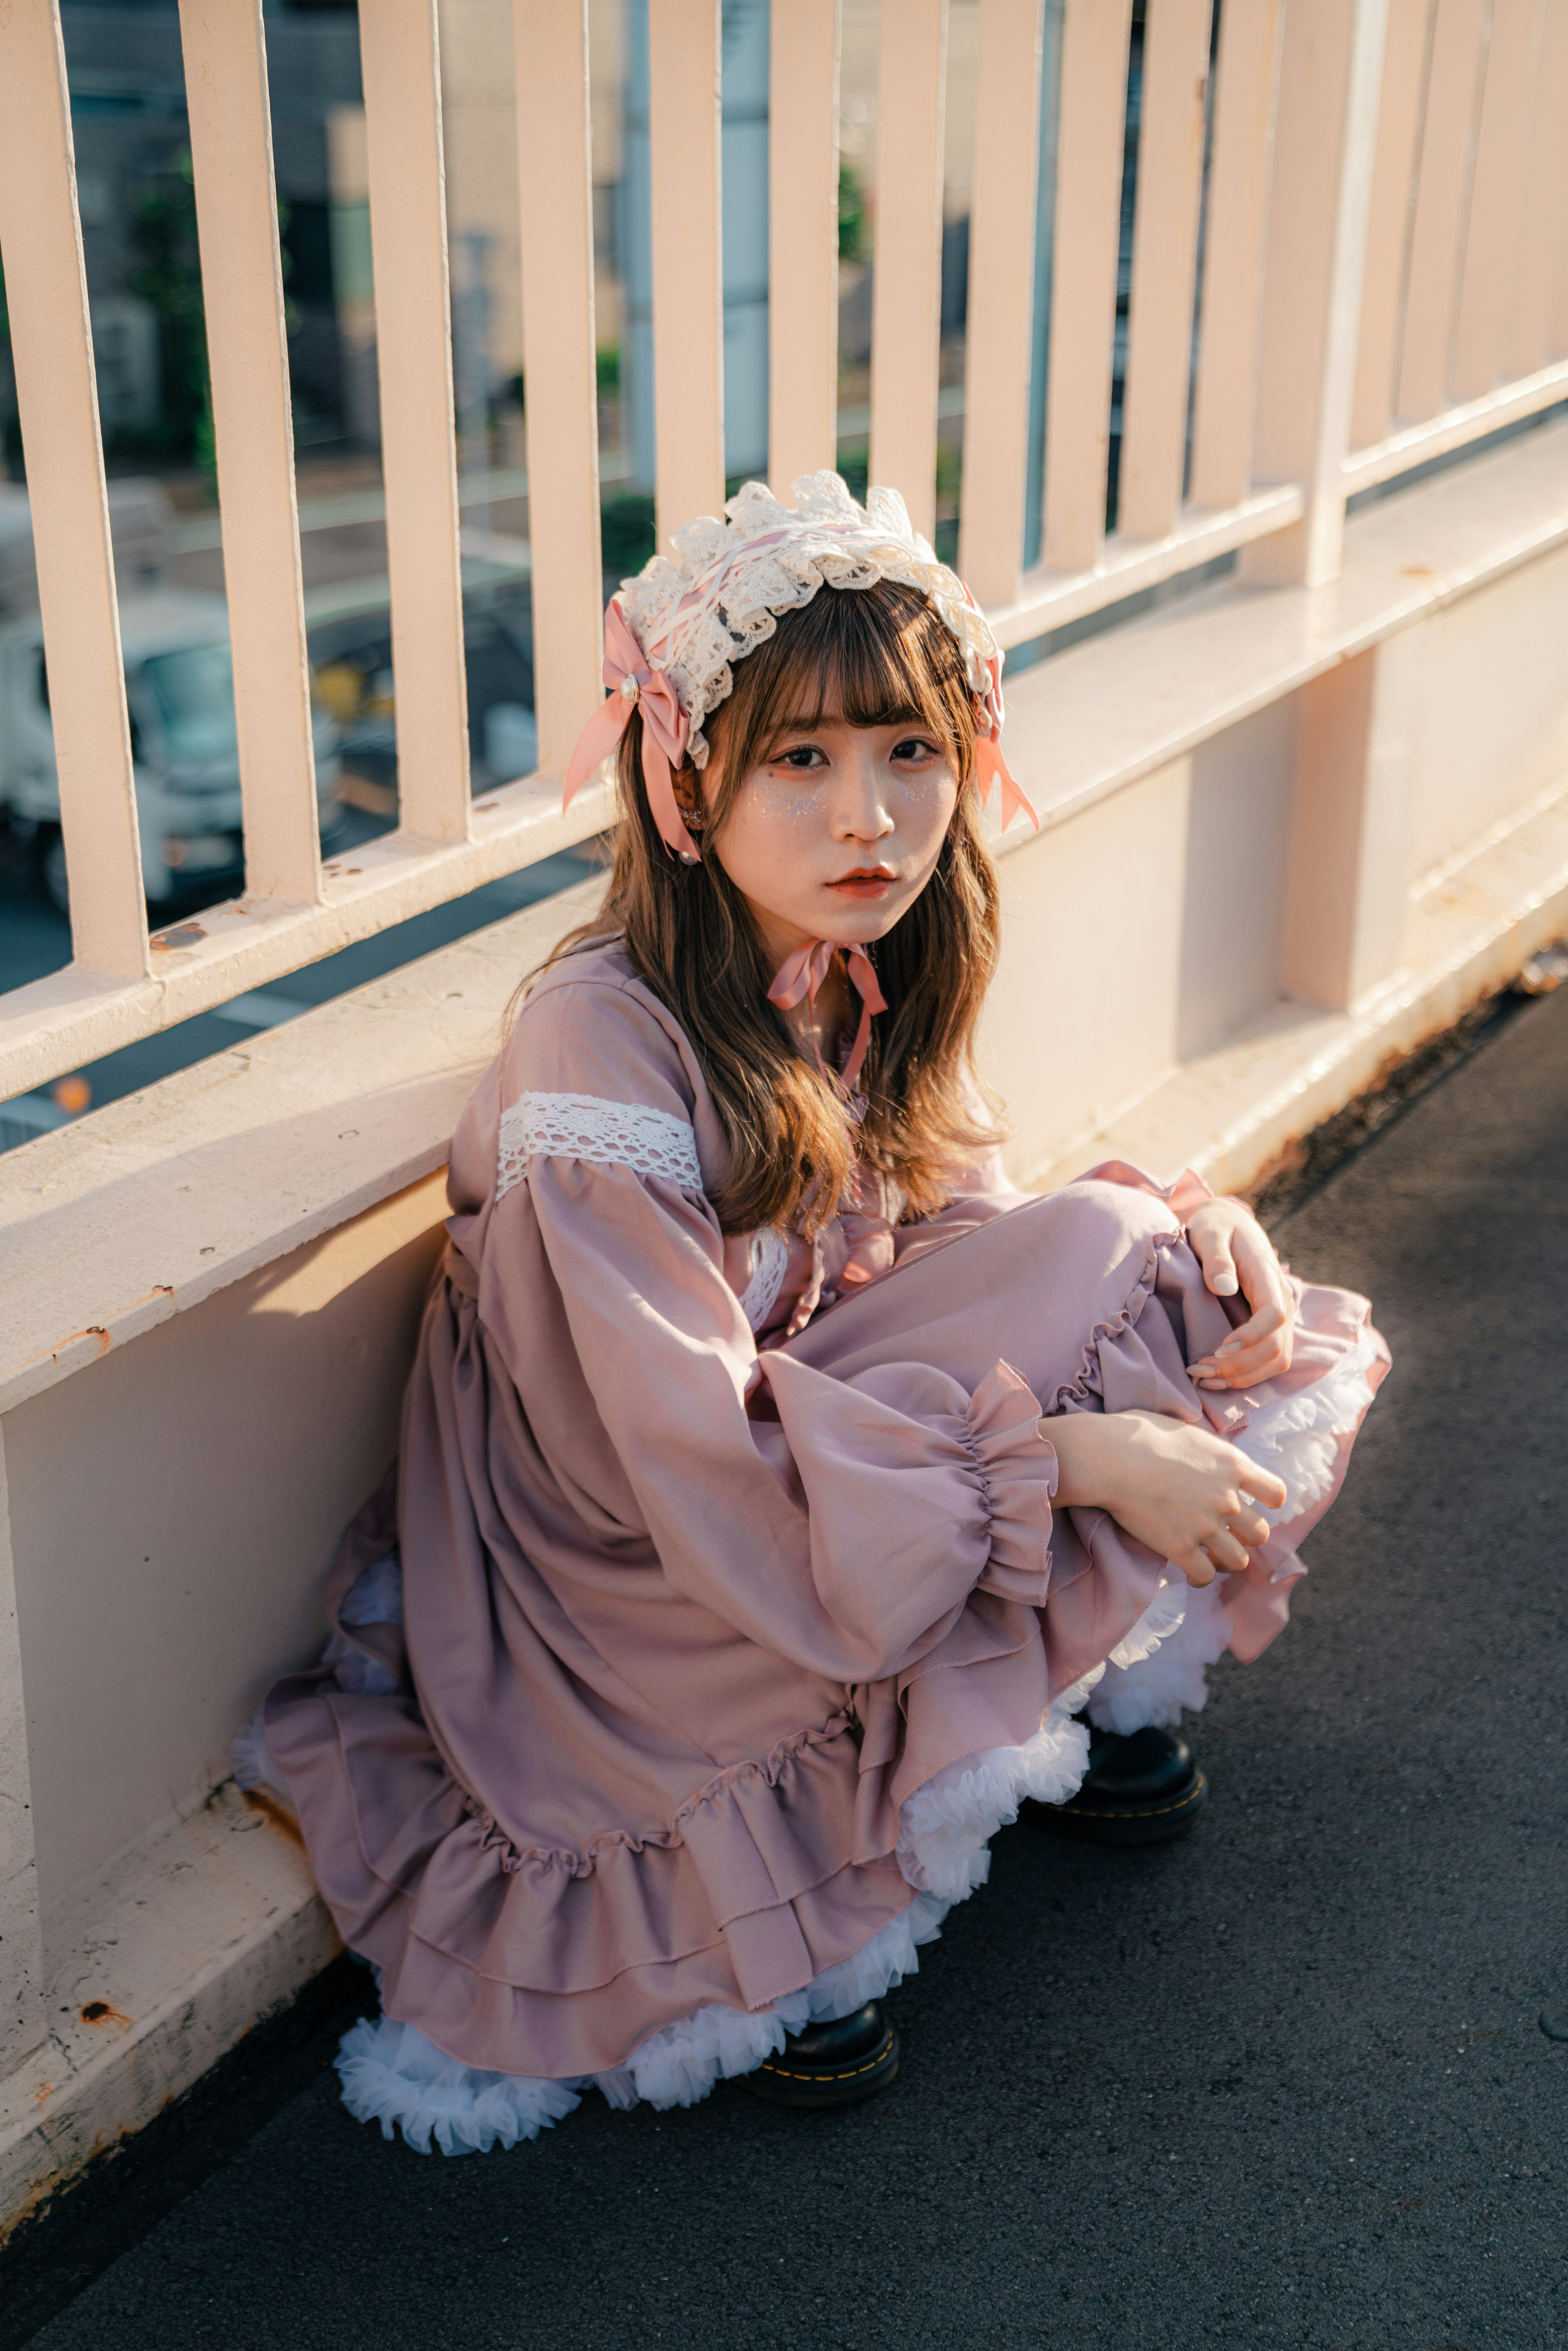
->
xmin=677 ymin=848 xmax=701 ymax=867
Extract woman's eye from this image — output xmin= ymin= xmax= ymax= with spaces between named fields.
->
xmin=774 ymin=745 xmax=826 ymax=771
xmin=892 ymin=736 xmax=938 ymax=763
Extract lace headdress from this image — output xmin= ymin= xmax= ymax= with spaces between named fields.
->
xmin=563 ymin=471 xmax=1036 ymax=861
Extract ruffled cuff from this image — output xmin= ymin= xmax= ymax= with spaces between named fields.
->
xmin=1072 ymin=1157 xmax=1216 ymax=1222
xmin=962 ymin=1360 xmax=1058 ymax=1606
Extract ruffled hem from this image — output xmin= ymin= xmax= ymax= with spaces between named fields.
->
xmin=232 ymin=1709 xmax=293 ymax=1805
xmin=1087 ymin=1576 xmax=1233 ymax=1732
xmin=333 ymin=1891 xmax=954 ymax=2152
xmin=893 ymin=1670 xmax=1099 ymax=1901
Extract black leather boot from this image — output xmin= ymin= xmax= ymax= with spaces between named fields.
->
xmin=742 ymin=2001 xmax=900 ymax=2109
xmin=1031 ymin=1721 xmax=1207 ymax=1845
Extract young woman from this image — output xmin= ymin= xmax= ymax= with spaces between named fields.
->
xmin=241 ymin=475 xmax=1387 ymax=2153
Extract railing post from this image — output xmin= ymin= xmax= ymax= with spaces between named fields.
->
xmin=769 ymin=0 xmax=842 ymax=496
xmin=0 ymin=0 xmax=149 ymax=983
xmin=356 ymin=0 xmax=472 ymax=843
xmin=1040 ymin=0 xmax=1133 ymax=576
xmin=1450 ymin=0 xmax=1545 ymax=403
xmin=958 ymin=0 xmax=1046 ymax=604
xmin=514 ymin=0 xmax=604 ymax=775
xmin=1240 ymin=0 xmax=1390 ymax=588
xmin=0 ymin=1429 xmax=46 ymax=2070
xmin=1505 ymin=0 xmax=1568 ymax=381
xmin=869 ymin=0 xmax=949 ymax=543
xmin=1188 ymin=0 xmax=1285 ymax=515
xmin=1117 ymin=0 xmax=1215 ymax=544
xmin=179 ymin=0 xmax=325 ymax=905
xmin=649 ymin=0 xmax=726 ymax=546
xmin=1348 ymin=0 xmax=1433 ymax=457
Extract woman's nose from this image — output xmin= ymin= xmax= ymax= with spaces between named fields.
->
xmin=833 ymin=751 xmax=895 ymax=839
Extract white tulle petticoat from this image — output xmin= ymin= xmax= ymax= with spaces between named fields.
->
xmin=233 ymin=1333 xmax=1375 ymax=2154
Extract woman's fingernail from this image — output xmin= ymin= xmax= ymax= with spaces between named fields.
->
xmin=1212 ymin=1273 xmax=1238 ymax=1295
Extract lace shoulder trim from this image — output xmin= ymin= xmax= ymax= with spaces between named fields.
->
xmin=497 ymin=1090 xmax=704 ymax=1202
xmin=737 ymin=1226 xmax=791 ymax=1333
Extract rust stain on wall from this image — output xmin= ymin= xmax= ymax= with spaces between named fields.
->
xmin=243 ymin=1789 xmax=305 ymax=1848
xmin=78 ymin=2001 xmax=133 ymax=2030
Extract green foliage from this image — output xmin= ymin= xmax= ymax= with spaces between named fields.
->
xmin=595 ymin=345 xmax=621 ymax=398
xmin=599 ymin=490 xmax=656 ymax=581
xmin=125 ymin=147 xmax=214 ymax=475
xmin=835 ymin=447 xmax=870 ymax=501
xmin=838 ymin=160 xmax=868 ymax=263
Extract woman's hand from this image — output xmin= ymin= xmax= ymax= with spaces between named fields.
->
xmin=1047 ymin=1408 xmax=1287 ymax=1587
xmin=1185 ymin=1197 xmax=1294 ymax=1388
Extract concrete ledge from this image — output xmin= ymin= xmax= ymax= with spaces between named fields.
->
xmin=1001 ymin=414 xmax=1568 ymax=834
xmin=0 ymin=876 xmax=604 ymax=1417
xmin=0 ymin=1787 xmax=335 ymax=2244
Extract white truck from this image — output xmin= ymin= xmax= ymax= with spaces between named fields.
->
xmin=0 ymin=478 xmax=343 ymax=912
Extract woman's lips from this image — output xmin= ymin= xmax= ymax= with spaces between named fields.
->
xmin=826 ymin=868 xmax=896 ymax=898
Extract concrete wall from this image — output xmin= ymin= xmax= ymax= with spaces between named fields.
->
xmin=9 ymin=1175 xmax=445 ymax=1945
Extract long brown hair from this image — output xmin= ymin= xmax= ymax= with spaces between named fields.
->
xmin=540 ymin=579 xmax=1003 ymax=1236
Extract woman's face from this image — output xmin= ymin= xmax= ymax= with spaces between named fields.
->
xmin=703 ymin=706 xmax=959 ymax=966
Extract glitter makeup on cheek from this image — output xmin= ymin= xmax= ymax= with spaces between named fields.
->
xmin=753 ymin=777 xmax=831 ymax=823
xmin=894 ymin=768 xmax=951 ymax=809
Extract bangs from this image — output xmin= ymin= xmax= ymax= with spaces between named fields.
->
xmin=704 ymin=580 xmax=975 ymax=801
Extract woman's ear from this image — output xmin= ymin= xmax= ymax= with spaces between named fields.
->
xmin=674 ymin=759 xmax=719 ymax=831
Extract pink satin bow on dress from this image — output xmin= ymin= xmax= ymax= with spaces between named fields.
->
xmin=767 ymin=939 xmax=888 ymax=1094
xmin=562 ymin=600 xmax=694 ymax=858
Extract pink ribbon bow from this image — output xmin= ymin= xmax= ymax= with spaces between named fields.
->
xmin=958 ymin=588 xmax=1038 ymax=836
xmin=767 ymin=939 xmax=889 ymax=1095
xmin=563 ymin=599 xmax=693 ymax=858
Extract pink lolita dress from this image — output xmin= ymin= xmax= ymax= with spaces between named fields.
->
xmin=238 ymin=478 xmax=1389 ymax=2153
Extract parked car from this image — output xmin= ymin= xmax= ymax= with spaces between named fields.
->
xmin=0 ymin=479 xmax=343 ymax=911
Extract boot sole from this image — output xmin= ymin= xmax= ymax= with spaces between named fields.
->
xmin=742 ymin=2021 xmax=900 ymax=2110
xmin=1031 ymin=1769 xmax=1208 ymax=1847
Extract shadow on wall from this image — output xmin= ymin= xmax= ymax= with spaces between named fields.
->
xmin=6 ymin=1169 xmax=448 ymax=1927
xmin=1176 ymin=699 xmax=1296 ymax=1065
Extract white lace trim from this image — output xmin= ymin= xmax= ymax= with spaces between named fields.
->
xmin=617 ymin=474 xmax=1002 ymax=769
xmin=737 ymin=1226 xmax=791 ymax=1334
xmin=496 ymin=1090 xmax=703 ymax=1203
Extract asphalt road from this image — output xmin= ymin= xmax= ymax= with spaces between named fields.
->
xmin=24 ymin=982 xmax=1568 ymax=2351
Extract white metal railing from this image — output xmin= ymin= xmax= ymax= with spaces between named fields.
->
xmin=1 ymin=0 xmax=1566 ymax=1105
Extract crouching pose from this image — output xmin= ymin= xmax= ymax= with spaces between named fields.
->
xmin=240 ymin=475 xmax=1388 ymax=2151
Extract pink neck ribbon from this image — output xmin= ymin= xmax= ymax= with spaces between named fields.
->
xmin=562 ymin=599 xmax=694 ymax=858
xmin=767 ymin=939 xmax=889 ymax=1095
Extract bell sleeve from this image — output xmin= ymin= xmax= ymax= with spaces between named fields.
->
xmin=480 ymin=976 xmax=1060 ymax=1689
